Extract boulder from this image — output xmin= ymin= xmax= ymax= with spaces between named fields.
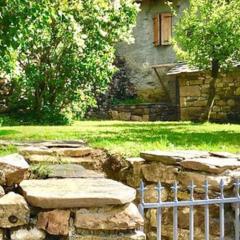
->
xmin=75 ymin=231 xmax=146 ymax=240
xmin=48 ymin=164 xmax=104 ymax=178
xmin=0 ymin=192 xmax=30 ymax=228
xmin=75 ymin=203 xmax=143 ymax=231
xmin=0 ymin=154 xmax=29 ymax=186
xmin=10 ymin=228 xmax=46 ymax=240
xmin=37 ymin=209 xmax=70 ymax=236
xmin=180 ymin=157 xmax=240 ymax=174
xmin=140 ymin=150 xmax=209 ymax=165
xmin=142 ymin=162 xmax=178 ymax=184
xmin=20 ymin=178 xmax=136 ymax=209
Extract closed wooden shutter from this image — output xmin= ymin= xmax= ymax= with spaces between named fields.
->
xmin=160 ymin=13 xmax=172 ymax=45
xmin=153 ymin=14 xmax=160 ymax=47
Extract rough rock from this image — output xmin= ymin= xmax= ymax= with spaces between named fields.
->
xmin=0 ymin=229 xmax=4 ymax=240
xmin=0 ymin=186 xmax=4 ymax=197
xmin=0 ymin=154 xmax=29 ymax=186
xmin=75 ymin=231 xmax=146 ymax=240
xmin=0 ymin=192 xmax=30 ymax=228
xmin=10 ymin=228 xmax=46 ymax=240
xmin=48 ymin=164 xmax=104 ymax=178
xmin=142 ymin=184 xmax=168 ymax=203
xmin=20 ymin=178 xmax=136 ymax=209
xmin=126 ymin=157 xmax=145 ymax=188
xmin=140 ymin=150 xmax=209 ymax=165
xmin=210 ymin=152 xmax=240 ymax=159
xmin=142 ymin=162 xmax=178 ymax=184
xmin=37 ymin=209 xmax=70 ymax=236
xmin=20 ymin=146 xmax=92 ymax=157
xmin=180 ymin=157 xmax=240 ymax=174
xmin=75 ymin=203 xmax=143 ymax=230
xmin=178 ymin=171 xmax=233 ymax=191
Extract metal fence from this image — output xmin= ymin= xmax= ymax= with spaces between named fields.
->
xmin=138 ymin=179 xmax=240 ymax=240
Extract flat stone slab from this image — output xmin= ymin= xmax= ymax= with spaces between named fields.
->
xmin=48 ymin=164 xmax=104 ymax=178
xmin=140 ymin=150 xmax=209 ymax=165
xmin=180 ymin=157 xmax=240 ymax=174
xmin=20 ymin=146 xmax=92 ymax=157
xmin=20 ymin=178 xmax=136 ymax=209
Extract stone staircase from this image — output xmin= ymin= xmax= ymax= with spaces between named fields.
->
xmin=0 ymin=141 xmax=146 ymax=240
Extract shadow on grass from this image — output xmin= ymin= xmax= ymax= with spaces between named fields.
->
xmin=0 ymin=129 xmax=20 ymax=137
xmin=83 ymin=122 xmax=240 ymax=150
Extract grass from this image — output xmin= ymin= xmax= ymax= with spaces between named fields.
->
xmin=0 ymin=121 xmax=240 ymax=157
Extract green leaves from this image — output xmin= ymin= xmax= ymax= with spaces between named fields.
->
xmin=174 ymin=0 xmax=240 ymax=72
xmin=0 ymin=0 xmax=138 ymax=123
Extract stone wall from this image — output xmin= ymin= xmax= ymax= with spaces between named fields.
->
xmin=109 ymin=103 xmax=179 ymax=121
xmin=178 ymin=70 xmax=240 ymax=122
xmin=0 ymin=141 xmax=145 ymax=240
xmin=117 ymin=0 xmax=188 ymax=103
xmin=105 ymin=150 xmax=240 ymax=240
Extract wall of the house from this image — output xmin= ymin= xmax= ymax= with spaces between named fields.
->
xmin=117 ymin=0 xmax=188 ymax=103
xmin=178 ymin=70 xmax=240 ymax=122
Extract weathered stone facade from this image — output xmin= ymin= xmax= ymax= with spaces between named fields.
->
xmin=175 ymin=69 xmax=240 ymax=122
xmin=117 ymin=0 xmax=188 ymax=103
xmin=109 ymin=103 xmax=179 ymax=121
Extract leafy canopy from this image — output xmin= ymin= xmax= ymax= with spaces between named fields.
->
xmin=0 ymin=0 xmax=139 ymax=124
xmin=174 ymin=0 xmax=240 ymax=72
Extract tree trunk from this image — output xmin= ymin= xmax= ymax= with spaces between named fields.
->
xmin=202 ymin=59 xmax=219 ymax=121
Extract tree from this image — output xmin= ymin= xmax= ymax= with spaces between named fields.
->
xmin=0 ymin=0 xmax=139 ymax=123
xmin=173 ymin=0 xmax=240 ymax=121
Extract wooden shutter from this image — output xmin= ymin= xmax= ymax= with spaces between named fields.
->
xmin=153 ymin=14 xmax=160 ymax=47
xmin=160 ymin=13 xmax=172 ymax=45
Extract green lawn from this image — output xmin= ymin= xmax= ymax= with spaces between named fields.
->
xmin=0 ymin=121 xmax=240 ymax=157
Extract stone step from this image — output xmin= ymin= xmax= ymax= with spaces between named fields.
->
xmin=20 ymin=146 xmax=92 ymax=158
xmin=20 ymin=178 xmax=136 ymax=209
xmin=47 ymin=164 xmax=104 ymax=178
xmin=25 ymin=154 xmax=95 ymax=168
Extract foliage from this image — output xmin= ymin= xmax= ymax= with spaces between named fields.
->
xmin=173 ymin=0 xmax=240 ymax=120
xmin=174 ymin=0 xmax=240 ymax=75
xmin=30 ymin=164 xmax=52 ymax=179
xmin=0 ymin=120 xmax=240 ymax=156
xmin=0 ymin=0 xmax=139 ymax=123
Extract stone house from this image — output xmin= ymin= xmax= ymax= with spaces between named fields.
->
xmin=113 ymin=0 xmax=240 ymax=122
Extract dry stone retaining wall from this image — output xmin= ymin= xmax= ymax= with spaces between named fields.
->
xmin=178 ymin=70 xmax=240 ymax=122
xmin=109 ymin=103 xmax=179 ymax=121
xmin=108 ymin=150 xmax=240 ymax=240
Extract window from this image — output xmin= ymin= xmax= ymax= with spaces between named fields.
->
xmin=153 ymin=13 xmax=172 ymax=47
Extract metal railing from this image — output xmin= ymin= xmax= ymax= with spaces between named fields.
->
xmin=138 ymin=179 xmax=240 ymax=240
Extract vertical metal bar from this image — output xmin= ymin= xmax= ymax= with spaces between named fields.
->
xmin=172 ymin=181 xmax=179 ymax=240
xmin=138 ymin=180 xmax=145 ymax=231
xmin=204 ymin=180 xmax=209 ymax=240
xmin=234 ymin=179 xmax=240 ymax=240
xmin=156 ymin=182 xmax=164 ymax=240
xmin=219 ymin=179 xmax=225 ymax=240
xmin=188 ymin=181 xmax=195 ymax=240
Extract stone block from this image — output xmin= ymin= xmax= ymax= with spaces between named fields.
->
xmin=75 ymin=203 xmax=143 ymax=231
xmin=37 ymin=209 xmax=70 ymax=236
xmin=180 ymin=86 xmax=201 ymax=97
xmin=0 ymin=154 xmax=29 ymax=186
xmin=119 ymin=112 xmax=131 ymax=121
xmin=0 ymin=192 xmax=30 ymax=228
xmin=10 ymin=228 xmax=46 ymax=240
xmin=142 ymin=162 xmax=178 ymax=184
xmin=131 ymin=115 xmax=143 ymax=121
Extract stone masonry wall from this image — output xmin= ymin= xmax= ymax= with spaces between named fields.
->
xmin=105 ymin=150 xmax=240 ymax=240
xmin=109 ymin=103 xmax=179 ymax=121
xmin=178 ymin=69 xmax=240 ymax=122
